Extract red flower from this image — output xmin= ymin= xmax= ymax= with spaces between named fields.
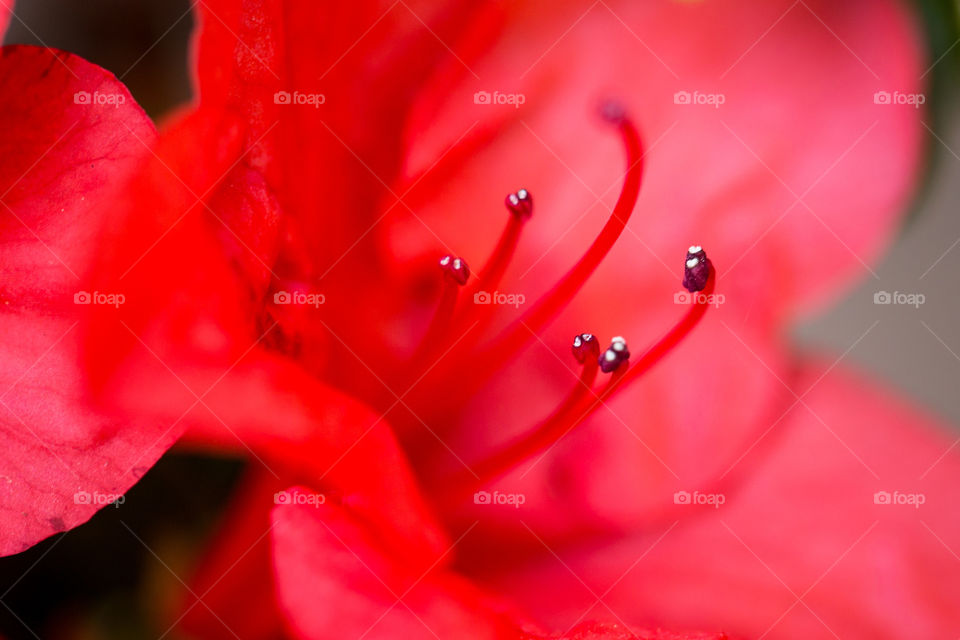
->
xmin=1 ymin=0 xmax=957 ymax=638
xmin=0 ymin=43 xmax=167 ymax=555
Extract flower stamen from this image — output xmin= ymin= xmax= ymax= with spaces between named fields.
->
xmin=599 ymin=336 xmax=630 ymax=373
xmin=441 ymin=333 xmax=600 ymax=500
xmin=456 ymin=190 xmax=533 ymax=323
xmin=567 ymin=252 xmax=716 ymax=429
xmin=445 ymin=250 xmax=716 ymax=495
xmin=407 ymin=255 xmax=470 ymax=373
xmin=453 ymin=105 xmax=645 ymax=400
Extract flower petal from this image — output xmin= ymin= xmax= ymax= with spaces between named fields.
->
xmin=76 ymin=23 xmax=453 ymax=573
xmin=0 ymin=45 xmax=162 ymax=555
xmin=185 ymin=0 xmax=502 ymax=291
xmin=429 ymin=310 xmax=788 ymax=545
xmin=270 ymin=490 xmax=733 ymax=639
xmin=0 ymin=2 xmax=9 ymax=39
xmin=392 ymin=0 xmax=924 ymax=318
xmin=271 ymin=487 xmax=517 ymax=640
xmin=476 ymin=360 xmax=960 ymax=638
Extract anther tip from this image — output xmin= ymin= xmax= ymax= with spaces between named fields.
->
xmin=598 ymin=336 xmax=630 ymax=373
xmin=572 ymin=333 xmax=599 ymax=364
xmin=439 ymin=254 xmax=470 ymax=286
xmin=599 ymin=100 xmax=627 ymax=125
xmin=505 ymin=188 xmax=533 ymax=219
xmin=682 ymin=245 xmax=711 ymax=293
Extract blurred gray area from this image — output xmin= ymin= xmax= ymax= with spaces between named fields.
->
xmin=5 ymin=0 xmax=959 ymax=425
xmin=796 ymin=104 xmax=960 ymax=426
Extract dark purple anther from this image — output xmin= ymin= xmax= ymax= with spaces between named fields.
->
xmin=600 ymin=100 xmax=626 ymax=125
xmin=439 ymin=254 xmax=470 ymax=285
xmin=571 ymin=333 xmax=599 ymax=364
xmin=599 ymin=336 xmax=630 ymax=373
xmin=682 ymin=245 xmax=711 ymax=293
xmin=505 ymin=188 xmax=533 ymax=219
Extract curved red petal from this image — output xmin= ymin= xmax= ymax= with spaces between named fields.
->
xmin=391 ymin=0 xmax=924 ymax=319
xmin=0 ymin=45 xmax=161 ymax=555
xmin=478 ymin=360 xmax=960 ymax=638
xmin=271 ymin=487 xmax=518 ymax=640
xmin=523 ymin=623 xmax=731 ymax=640
xmin=0 ymin=2 xmax=9 ymax=40
xmin=433 ymin=312 xmax=788 ymax=545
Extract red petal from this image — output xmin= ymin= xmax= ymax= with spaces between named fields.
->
xmin=433 ymin=310 xmax=788 ymax=544
xmin=271 ymin=487 xmax=518 ymax=640
xmin=392 ymin=0 xmax=924 ymax=318
xmin=0 ymin=46 xmax=163 ymax=555
xmin=270 ymin=489 xmax=732 ymax=639
xmin=77 ymin=47 xmax=451 ymax=573
xmin=0 ymin=2 xmax=9 ymax=39
xmin=522 ymin=623 xmax=731 ymax=640
xmin=174 ymin=470 xmax=287 ymax=640
xmin=76 ymin=0 xmax=500 ymax=568
xmin=476 ymin=360 xmax=960 ymax=638
xmin=167 ymin=0 xmax=507 ymax=374
xmin=100 ymin=344 xmax=452 ymax=566
xmin=189 ymin=0 xmax=501 ymax=274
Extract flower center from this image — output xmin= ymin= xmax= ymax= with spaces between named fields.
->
xmin=391 ymin=104 xmax=717 ymax=500
xmin=436 ymin=249 xmax=714 ymax=503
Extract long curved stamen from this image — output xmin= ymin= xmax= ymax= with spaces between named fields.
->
xmin=461 ymin=106 xmax=644 ymax=394
xmin=406 ymin=255 xmax=470 ymax=374
xmin=450 ymin=253 xmax=715 ymax=493
xmin=401 ymin=193 xmax=534 ymax=416
xmin=454 ymin=189 xmax=532 ymax=328
xmin=557 ymin=258 xmax=716 ymax=434
xmin=441 ymin=334 xmax=600 ymax=502
xmin=477 ymin=189 xmax=531 ymax=288
xmin=602 ymin=249 xmax=714 ymax=394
